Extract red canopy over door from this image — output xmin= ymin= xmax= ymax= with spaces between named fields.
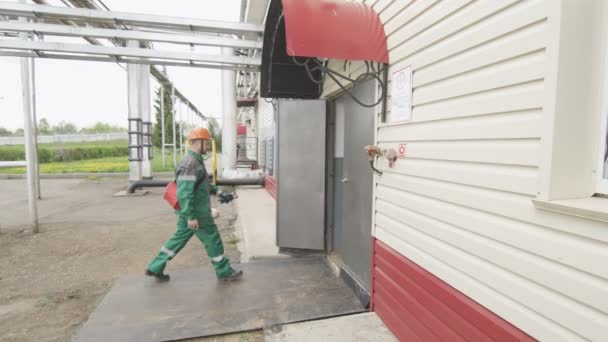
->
xmin=282 ymin=0 xmax=389 ymax=63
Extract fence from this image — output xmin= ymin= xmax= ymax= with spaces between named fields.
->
xmin=0 ymin=132 xmax=128 ymax=145
xmin=258 ymin=137 xmax=274 ymax=176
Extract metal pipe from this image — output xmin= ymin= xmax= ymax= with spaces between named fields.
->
xmin=140 ymin=63 xmax=152 ymax=179
xmin=126 ymin=176 xmax=264 ymax=194
xmin=221 ymin=47 xmax=237 ymax=175
xmin=127 ymin=179 xmax=169 ymax=194
xmin=30 ymin=48 xmax=41 ymax=200
xmin=31 ymin=0 xmax=208 ymax=121
xmin=19 ymin=4 xmax=38 ymax=233
xmin=0 ymin=1 xmax=265 ymax=35
xmin=0 ymin=21 xmax=263 ymax=49
xmin=127 ymin=40 xmax=142 ymax=181
xmin=161 ymin=85 xmax=165 ymax=168
xmin=178 ymin=101 xmax=183 ymax=157
xmin=172 ymin=85 xmax=176 ymax=168
xmin=216 ymin=177 xmax=264 ymax=186
xmin=0 ymin=50 xmax=258 ymax=72
xmin=0 ymin=40 xmax=262 ymax=68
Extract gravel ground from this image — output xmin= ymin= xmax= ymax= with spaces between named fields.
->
xmin=0 ymin=178 xmax=247 ymax=342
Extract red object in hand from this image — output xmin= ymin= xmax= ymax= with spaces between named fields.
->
xmin=163 ymin=181 xmax=180 ymax=210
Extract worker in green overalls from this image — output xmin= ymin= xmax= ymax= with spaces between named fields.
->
xmin=146 ymin=127 xmax=243 ymax=282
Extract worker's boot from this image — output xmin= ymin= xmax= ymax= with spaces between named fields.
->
xmin=219 ymin=269 xmax=243 ymax=282
xmin=145 ymin=269 xmax=170 ymax=282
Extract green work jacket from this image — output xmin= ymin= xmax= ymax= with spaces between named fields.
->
xmin=175 ymin=150 xmax=218 ymax=225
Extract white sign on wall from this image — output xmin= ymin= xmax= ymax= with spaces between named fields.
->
xmin=390 ymin=66 xmax=413 ymax=122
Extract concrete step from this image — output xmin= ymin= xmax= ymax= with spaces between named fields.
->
xmin=264 ymin=312 xmax=397 ymax=342
xmin=235 ymin=187 xmax=281 ymax=262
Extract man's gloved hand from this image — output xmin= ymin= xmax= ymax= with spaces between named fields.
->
xmin=218 ymin=191 xmax=236 ymax=204
xmin=188 ymin=219 xmax=199 ymax=230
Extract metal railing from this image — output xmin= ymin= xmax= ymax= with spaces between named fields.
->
xmin=0 ymin=132 xmax=127 ymax=145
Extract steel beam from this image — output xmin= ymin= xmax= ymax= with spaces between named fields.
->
xmin=28 ymin=1 xmax=207 ymax=122
xmin=161 ymin=85 xmax=166 ymax=168
xmin=0 ymin=50 xmax=257 ymax=73
xmin=0 ymin=2 xmax=264 ymax=35
xmin=0 ymin=40 xmax=261 ymax=67
xmin=0 ymin=21 xmax=263 ymax=49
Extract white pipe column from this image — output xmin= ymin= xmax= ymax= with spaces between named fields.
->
xmin=19 ymin=3 xmax=38 ymax=233
xmin=221 ymin=47 xmax=237 ymax=175
xmin=127 ymin=40 xmax=142 ymax=181
xmin=160 ymin=85 xmax=165 ymax=168
xmin=172 ymin=85 xmax=177 ymax=168
xmin=140 ymin=64 xmax=152 ymax=179
xmin=178 ymin=101 xmax=183 ymax=156
xmin=30 ymin=56 xmax=41 ymax=200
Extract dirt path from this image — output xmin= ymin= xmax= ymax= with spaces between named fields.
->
xmin=0 ymin=179 xmax=250 ymax=342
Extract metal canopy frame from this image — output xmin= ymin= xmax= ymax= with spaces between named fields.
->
xmin=0 ymin=40 xmax=261 ymax=69
xmin=0 ymin=1 xmax=263 ymax=71
xmin=0 ymin=21 xmax=263 ymax=49
xmin=0 ymin=1 xmax=264 ymax=35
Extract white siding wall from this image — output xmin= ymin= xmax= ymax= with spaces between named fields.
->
xmin=323 ymin=0 xmax=608 ymax=341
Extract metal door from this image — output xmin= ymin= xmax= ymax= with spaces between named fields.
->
xmin=336 ymin=81 xmax=375 ymax=289
xmin=276 ymin=99 xmax=326 ymax=250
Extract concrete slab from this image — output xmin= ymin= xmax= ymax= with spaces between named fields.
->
xmin=235 ymin=187 xmax=282 ymax=262
xmin=264 ymin=312 xmax=397 ymax=342
xmin=74 ymin=257 xmax=365 ymax=342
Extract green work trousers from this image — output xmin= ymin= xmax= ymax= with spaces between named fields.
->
xmin=147 ymin=216 xmax=232 ymax=278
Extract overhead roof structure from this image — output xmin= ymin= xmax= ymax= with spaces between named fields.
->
xmin=34 ymin=0 xmax=209 ymax=118
xmin=0 ymin=2 xmax=262 ymax=70
xmin=0 ymin=1 xmax=263 ymax=35
xmin=0 ymin=0 xmax=266 ymax=118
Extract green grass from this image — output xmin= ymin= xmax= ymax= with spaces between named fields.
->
xmin=0 ymin=140 xmax=129 ymax=163
xmin=0 ymin=140 xmax=128 ymax=154
xmin=1 ymin=149 xmax=209 ymax=174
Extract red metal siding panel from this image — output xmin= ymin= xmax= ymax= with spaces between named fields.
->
xmin=372 ymin=238 xmax=536 ymax=342
xmin=265 ymin=175 xmax=277 ymax=199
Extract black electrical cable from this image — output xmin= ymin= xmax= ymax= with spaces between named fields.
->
xmin=309 ymin=58 xmax=386 ymax=108
xmin=292 ymin=54 xmax=386 ymax=107
xmin=292 ymin=57 xmax=322 ymax=84
xmin=264 ymin=97 xmax=277 ymax=111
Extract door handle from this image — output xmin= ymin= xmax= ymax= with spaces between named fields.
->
xmin=341 ymin=178 xmax=350 ymax=183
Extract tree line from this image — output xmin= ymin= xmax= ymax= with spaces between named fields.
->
xmin=0 ymin=119 xmax=127 ymax=137
xmin=152 ymin=85 xmax=222 ymax=151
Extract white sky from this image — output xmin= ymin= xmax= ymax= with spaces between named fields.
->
xmin=0 ymin=0 xmax=241 ymax=131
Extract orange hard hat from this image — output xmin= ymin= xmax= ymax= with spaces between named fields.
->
xmin=188 ymin=127 xmax=211 ymax=141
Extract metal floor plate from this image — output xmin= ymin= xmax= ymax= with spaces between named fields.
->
xmin=73 ymin=257 xmax=365 ymax=342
